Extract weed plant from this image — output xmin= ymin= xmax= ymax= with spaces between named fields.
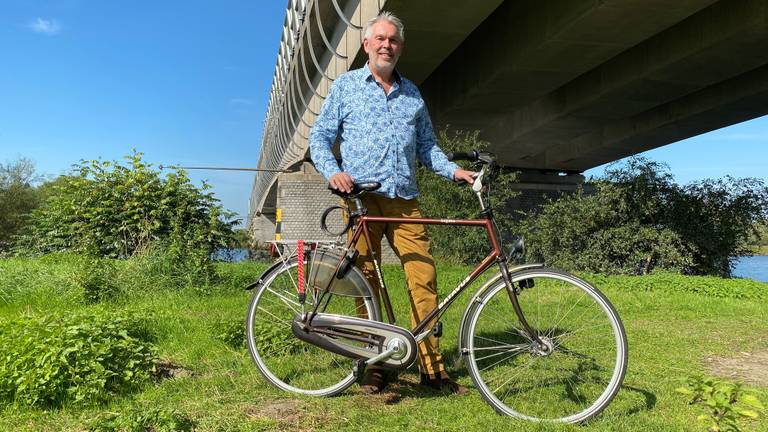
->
xmin=0 ymin=311 xmax=157 ymax=406
xmin=87 ymin=407 xmax=196 ymax=432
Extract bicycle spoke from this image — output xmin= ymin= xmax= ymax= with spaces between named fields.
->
xmin=247 ymin=255 xmax=379 ymax=396
xmin=466 ymin=271 xmax=627 ymax=423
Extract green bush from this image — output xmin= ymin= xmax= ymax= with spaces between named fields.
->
xmin=0 ymin=311 xmax=158 ymax=406
xmin=15 ymin=151 xmax=236 ymax=283
xmin=87 ymin=407 xmax=196 ymax=432
xmin=522 ymin=157 xmax=768 ymax=276
xmin=417 ymin=130 xmax=519 ymax=263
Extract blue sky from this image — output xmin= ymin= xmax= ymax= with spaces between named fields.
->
xmin=1 ymin=1 xmax=766 ymax=228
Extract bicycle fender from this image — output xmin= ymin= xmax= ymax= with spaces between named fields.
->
xmin=456 ymin=264 xmax=546 ymax=356
xmin=245 ymin=260 xmax=288 ymax=290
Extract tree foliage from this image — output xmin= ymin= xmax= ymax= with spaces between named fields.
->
xmin=417 ymin=130 xmax=519 ymax=263
xmin=0 ymin=158 xmax=42 ymax=252
xmin=522 ymin=157 xmax=768 ymax=276
xmin=16 ymin=152 xmax=237 ymax=281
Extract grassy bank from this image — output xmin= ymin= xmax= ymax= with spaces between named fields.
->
xmin=1 ymin=256 xmax=767 ymax=431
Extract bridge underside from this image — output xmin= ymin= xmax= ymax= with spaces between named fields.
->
xmin=386 ymin=0 xmax=768 ymax=171
xmin=251 ymin=0 xmax=768 ymax=233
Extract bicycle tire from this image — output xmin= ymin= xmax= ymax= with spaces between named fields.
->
xmin=246 ymin=253 xmax=380 ymax=396
xmin=462 ymin=268 xmax=627 ymax=423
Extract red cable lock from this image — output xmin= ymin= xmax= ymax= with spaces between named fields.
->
xmin=297 ymin=240 xmax=305 ymax=304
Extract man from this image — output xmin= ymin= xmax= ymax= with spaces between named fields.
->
xmin=309 ymin=12 xmax=475 ymax=394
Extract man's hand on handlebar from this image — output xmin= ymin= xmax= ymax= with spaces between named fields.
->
xmin=329 ymin=172 xmax=354 ymax=193
xmin=453 ymin=168 xmax=476 ymax=184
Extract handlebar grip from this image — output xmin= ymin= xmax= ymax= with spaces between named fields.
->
xmin=446 ymin=151 xmax=479 ymax=162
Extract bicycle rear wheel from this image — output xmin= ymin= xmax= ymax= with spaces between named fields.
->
xmin=463 ymin=269 xmax=627 ymax=423
xmin=246 ymin=253 xmax=379 ymax=396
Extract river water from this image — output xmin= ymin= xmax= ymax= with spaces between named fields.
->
xmin=215 ymin=249 xmax=767 ymax=282
xmin=733 ymin=255 xmax=768 ymax=283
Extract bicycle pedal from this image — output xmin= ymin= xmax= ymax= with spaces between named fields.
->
xmin=353 ymin=359 xmax=366 ymax=378
xmin=432 ymin=321 xmax=443 ymax=338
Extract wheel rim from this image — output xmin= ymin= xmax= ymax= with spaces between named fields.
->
xmin=246 ymin=259 xmax=377 ymax=396
xmin=466 ymin=271 xmax=626 ymax=422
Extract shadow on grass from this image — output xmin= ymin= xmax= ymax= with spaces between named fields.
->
xmin=616 ymin=384 xmax=657 ymax=416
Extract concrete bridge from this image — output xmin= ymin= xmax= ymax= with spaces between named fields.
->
xmin=249 ymin=0 xmax=768 ymax=243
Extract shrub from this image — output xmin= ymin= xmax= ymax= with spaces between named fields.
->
xmin=667 ymin=177 xmax=768 ymax=275
xmin=0 ymin=311 xmax=157 ymax=406
xmin=522 ymin=157 xmax=768 ymax=276
xmin=87 ymin=407 xmax=196 ymax=432
xmin=417 ymin=130 xmax=519 ymax=263
xmin=15 ymin=151 xmax=237 ymax=283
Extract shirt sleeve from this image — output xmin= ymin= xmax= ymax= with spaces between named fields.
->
xmin=415 ymin=102 xmax=459 ymax=181
xmin=309 ymin=79 xmax=343 ymax=180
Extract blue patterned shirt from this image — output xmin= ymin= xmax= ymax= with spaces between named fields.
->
xmin=309 ymin=65 xmax=459 ymax=199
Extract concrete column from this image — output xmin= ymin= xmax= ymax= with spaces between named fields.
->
xmin=506 ymin=172 xmax=588 ymax=219
xmin=249 ymin=212 xmax=277 ymax=246
xmin=275 ymin=162 xmax=398 ymax=263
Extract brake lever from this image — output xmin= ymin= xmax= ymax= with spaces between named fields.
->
xmin=472 ymin=168 xmax=486 ymax=193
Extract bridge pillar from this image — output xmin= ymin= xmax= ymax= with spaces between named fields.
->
xmin=275 ymin=162 xmax=398 ymax=263
xmin=506 ymin=171 xmax=588 ymax=219
xmin=248 ymin=211 xmax=276 ymax=247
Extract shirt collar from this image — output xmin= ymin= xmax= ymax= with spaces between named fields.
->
xmin=362 ymin=63 xmax=402 ymax=85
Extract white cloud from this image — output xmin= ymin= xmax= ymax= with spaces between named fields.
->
xmin=27 ymin=18 xmax=61 ymax=35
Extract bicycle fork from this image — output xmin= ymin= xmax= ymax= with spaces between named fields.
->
xmin=498 ymin=260 xmax=549 ymax=353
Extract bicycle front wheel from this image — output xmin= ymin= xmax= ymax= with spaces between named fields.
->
xmin=246 ymin=254 xmax=379 ymax=396
xmin=463 ymin=269 xmax=627 ymax=423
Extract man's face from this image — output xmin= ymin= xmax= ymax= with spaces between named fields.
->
xmin=363 ymin=21 xmax=403 ymax=73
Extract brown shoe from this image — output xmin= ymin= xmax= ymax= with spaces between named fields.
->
xmin=419 ymin=373 xmax=469 ymax=395
xmin=360 ymin=369 xmax=388 ymax=394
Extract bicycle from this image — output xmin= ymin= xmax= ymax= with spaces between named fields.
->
xmin=245 ymin=150 xmax=628 ymax=423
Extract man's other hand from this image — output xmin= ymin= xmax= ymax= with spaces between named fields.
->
xmin=453 ymin=169 xmax=476 ymax=184
xmin=329 ymin=172 xmax=354 ymax=193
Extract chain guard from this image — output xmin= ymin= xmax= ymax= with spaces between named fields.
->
xmin=291 ymin=313 xmax=418 ymax=369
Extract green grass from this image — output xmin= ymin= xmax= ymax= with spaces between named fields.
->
xmin=1 ymin=257 xmax=767 ymax=431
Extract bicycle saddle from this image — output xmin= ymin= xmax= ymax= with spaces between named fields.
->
xmin=328 ymin=181 xmax=381 ymax=198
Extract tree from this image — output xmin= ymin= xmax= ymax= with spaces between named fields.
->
xmin=521 ymin=157 xmax=768 ymax=277
xmin=0 ymin=158 xmax=42 ymax=252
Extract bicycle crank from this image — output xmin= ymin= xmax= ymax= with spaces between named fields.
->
xmin=291 ymin=313 xmax=418 ymax=369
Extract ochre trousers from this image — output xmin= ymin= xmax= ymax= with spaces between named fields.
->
xmin=353 ymin=194 xmax=448 ymax=379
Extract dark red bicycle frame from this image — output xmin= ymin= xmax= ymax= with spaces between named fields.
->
xmin=344 ymin=213 xmax=503 ymax=336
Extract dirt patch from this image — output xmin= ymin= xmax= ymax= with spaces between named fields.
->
xmin=704 ymin=349 xmax=768 ymax=386
xmin=245 ymin=400 xmax=303 ymax=423
xmin=154 ymin=359 xmax=195 ymax=379
xmin=369 ymin=390 xmax=402 ymax=405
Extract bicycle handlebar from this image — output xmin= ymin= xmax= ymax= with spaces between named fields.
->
xmin=446 ymin=151 xmax=479 ymax=162
xmin=447 ymin=150 xmax=496 ymax=165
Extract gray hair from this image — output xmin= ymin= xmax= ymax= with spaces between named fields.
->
xmin=364 ymin=11 xmax=405 ymax=42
